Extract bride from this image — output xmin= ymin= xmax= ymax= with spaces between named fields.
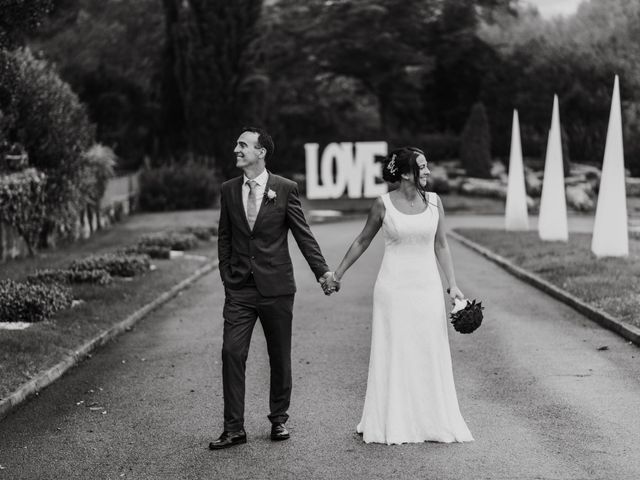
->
xmin=324 ymin=147 xmax=474 ymax=445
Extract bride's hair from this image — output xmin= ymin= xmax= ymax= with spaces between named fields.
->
xmin=382 ymin=147 xmax=428 ymax=204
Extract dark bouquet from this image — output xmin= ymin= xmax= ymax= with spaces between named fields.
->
xmin=449 ymin=297 xmax=484 ymax=334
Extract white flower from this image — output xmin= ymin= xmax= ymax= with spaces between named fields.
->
xmin=266 ymin=189 xmax=277 ymax=201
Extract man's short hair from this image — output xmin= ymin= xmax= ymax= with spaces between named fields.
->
xmin=241 ymin=126 xmax=274 ymax=162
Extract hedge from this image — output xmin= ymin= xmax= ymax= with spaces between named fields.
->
xmin=138 ymin=232 xmax=199 ymax=251
xmin=70 ymin=253 xmax=151 ymax=277
xmin=122 ymin=244 xmax=171 ymax=259
xmin=182 ymin=225 xmax=218 ymax=241
xmin=27 ymin=268 xmax=113 ymax=285
xmin=139 ymin=162 xmax=220 ymax=211
xmin=0 ymin=280 xmax=73 ymax=323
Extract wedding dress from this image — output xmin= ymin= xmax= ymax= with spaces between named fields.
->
xmin=356 ymin=192 xmax=474 ymax=444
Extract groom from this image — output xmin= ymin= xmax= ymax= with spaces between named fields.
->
xmin=210 ymin=126 xmax=336 ymax=450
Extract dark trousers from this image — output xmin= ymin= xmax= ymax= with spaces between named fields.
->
xmin=221 ymin=285 xmax=295 ymax=431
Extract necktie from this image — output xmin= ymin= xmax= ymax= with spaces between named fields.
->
xmin=246 ymin=180 xmax=258 ymax=230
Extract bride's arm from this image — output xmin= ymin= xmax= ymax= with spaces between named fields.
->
xmin=333 ymin=197 xmax=385 ymax=281
xmin=433 ymin=194 xmax=464 ymax=300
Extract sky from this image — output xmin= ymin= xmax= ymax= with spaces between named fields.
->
xmin=526 ymin=0 xmax=584 ymax=18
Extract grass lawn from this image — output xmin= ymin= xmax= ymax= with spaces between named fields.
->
xmin=454 ymin=228 xmax=640 ymax=329
xmin=0 ymin=210 xmax=219 ymax=401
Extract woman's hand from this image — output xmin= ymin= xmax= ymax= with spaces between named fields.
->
xmin=448 ymin=286 xmax=465 ymax=302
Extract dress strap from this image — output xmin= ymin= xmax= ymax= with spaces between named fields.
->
xmin=380 ymin=193 xmax=391 ymax=209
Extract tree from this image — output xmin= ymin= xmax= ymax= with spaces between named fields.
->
xmin=0 ymin=0 xmax=52 ymax=48
xmin=29 ymin=0 xmax=166 ymax=170
xmin=459 ymin=102 xmax=492 ymax=178
xmin=479 ymin=0 xmax=640 ymax=171
xmin=160 ymin=0 xmax=264 ymax=178
xmin=0 ymin=48 xmax=95 ymax=236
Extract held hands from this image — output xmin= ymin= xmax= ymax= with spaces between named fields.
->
xmin=319 ymin=271 xmax=341 ymax=296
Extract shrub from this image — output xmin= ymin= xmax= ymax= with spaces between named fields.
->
xmin=70 ymin=253 xmax=150 ymax=277
xmin=182 ymin=225 xmax=218 ymax=241
xmin=122 ymin=244 xmax=171 ymax=259
xmin=139 ymin=232 xmax=199 ymax=251
xmin=0 ymin=168 xmax=47 ymax=255
xmin=139 ymin=162 xmax=220 ymax=211
xmin=0 ymin=279 xmax=72 ymax=323
xmin=27 ymin=268 xmax=113 ymax=285
xmin=0 ymin=47 xmax=95 ymax=235
xmin=459 ymin=102 xmax=492 ymax=179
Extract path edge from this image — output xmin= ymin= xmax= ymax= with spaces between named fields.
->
xmin=449 ymin=230 xmax=640 ymax=346
xmin=0 ymin=260 xmax=219 ymax=421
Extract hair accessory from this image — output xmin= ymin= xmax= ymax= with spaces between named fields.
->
xmin=387 ymin=154 xmax=398 ymax=175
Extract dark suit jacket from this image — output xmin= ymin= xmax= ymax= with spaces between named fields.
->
xmin=217 ymin=172 xmax=329 ymax=297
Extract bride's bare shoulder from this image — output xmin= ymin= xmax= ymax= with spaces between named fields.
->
xmin=369 ymin=196 xmax=386 ymax=219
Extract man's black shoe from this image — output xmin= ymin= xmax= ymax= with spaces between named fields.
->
xmin=270 ymin=423 xmax=290 ymax=441
xmin=209 ymin=429 xmax=247 ymax=450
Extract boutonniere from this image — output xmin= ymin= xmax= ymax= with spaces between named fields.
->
xmin=264 ymin=188 xmax=277 ymax=204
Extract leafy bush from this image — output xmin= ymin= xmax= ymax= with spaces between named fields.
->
xmin=70 ymin=253 xmax=150 ymax=277
xmin=139 ymin=162 xmax=220 ymax=211
xmin=182 ymin=225 xmax=218 ymax=241
xmin=0 ymin=47 xmax=95 ymax=236
xmin=139 ymin=232 xmax=199 ymax=251
xmin=459 ymin=102 xmax=492 ymax=179
xmin=27 ymin=268 xmax=112 ymax=285
xmin=0 ymin=279 xmax=72 ymax=323
xmin=0 ymin=168 xmax=47 ymax=255
xmin=122 ymin=244 xmax=171 ymax=259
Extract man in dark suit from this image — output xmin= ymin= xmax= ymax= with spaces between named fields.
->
xmin=210 ymin=127 xmax=336 ymax=450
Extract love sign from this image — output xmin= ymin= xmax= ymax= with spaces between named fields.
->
xmin=304 ymin=142 xmax=388 ymax=199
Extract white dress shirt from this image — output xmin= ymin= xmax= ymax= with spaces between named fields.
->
xmin=242 ymin=169 xmax=269 ymax=218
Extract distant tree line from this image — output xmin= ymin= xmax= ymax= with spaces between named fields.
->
xmin=7 ymin=0 xmax=640 ymax=178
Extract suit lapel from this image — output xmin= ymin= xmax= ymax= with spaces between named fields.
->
xmin=251 ymin=172 xmax=276 ymax=233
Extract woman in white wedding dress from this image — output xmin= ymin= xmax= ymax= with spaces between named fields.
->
xmin=328 ymin=147 xmax=473 ymax=445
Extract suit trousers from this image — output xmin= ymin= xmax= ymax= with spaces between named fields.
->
xmin=221 ymin=285 xmax=295 ymax=431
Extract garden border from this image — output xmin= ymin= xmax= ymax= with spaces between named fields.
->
xmin=449 ymin=229 xmax=640 ymax=346
xmin=0 ymin=259 xmax=218 ymax=421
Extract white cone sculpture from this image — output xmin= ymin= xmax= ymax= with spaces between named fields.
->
xmin=592 ymin=75 xmax=628 ymax=257
xmin=505 ymin=110 xmax=529 ymax=230
xmin=538 ymin=95 xmax=568 ymax=241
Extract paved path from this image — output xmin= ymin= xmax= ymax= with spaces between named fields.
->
xmin=1 ymin=218 xmax=639 ymax=479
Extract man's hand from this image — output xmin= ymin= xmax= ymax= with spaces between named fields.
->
xmin=319 ymin=271 xmax=340 ymax=296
